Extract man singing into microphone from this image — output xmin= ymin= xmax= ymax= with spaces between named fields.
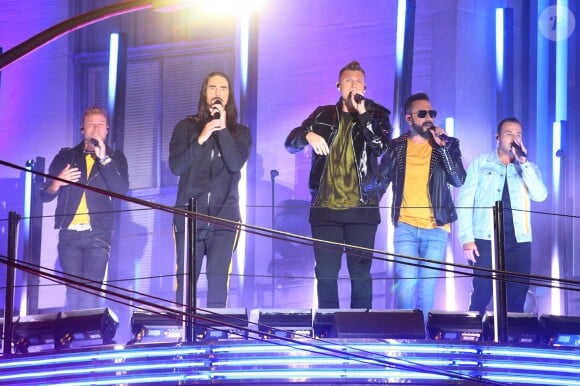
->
xmin=169 ymin=71 xmax=251 ymax=307
xmin=41 ymin=107 xmax=129 ymax=310
xmin=285 ymin=60 xmax=391 ymax=309
xmin=457 ymin=117 xmax=547 ymax=316
xmin=379 ymin=92 xmax=466 ymax=315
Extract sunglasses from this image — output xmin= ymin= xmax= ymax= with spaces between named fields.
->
xmin=411 ymin=110 xmax=437 ymax=119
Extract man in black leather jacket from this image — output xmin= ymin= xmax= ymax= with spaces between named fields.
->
xmin=169 ymin=71 xmax=251 ymax=307
xmin=285 ymin=61 xmax=391 ymax=309
xmin=41 ymin=107 xmax=129 ymax=310
xmin=379 ymin=93 xmax=465 ymax=315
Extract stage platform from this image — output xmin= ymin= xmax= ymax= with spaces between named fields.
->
xmin=0 ymin=338 xmax=579 ymax=385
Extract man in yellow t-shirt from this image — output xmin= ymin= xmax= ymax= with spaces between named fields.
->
xmin=379 ymin=93 xmax=466 ymax=315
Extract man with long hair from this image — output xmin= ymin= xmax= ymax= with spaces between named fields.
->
xmin=169 ymin=72 xmax=252 ymax=307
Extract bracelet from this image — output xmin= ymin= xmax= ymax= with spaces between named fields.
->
xmin=100 ymin=155 xmax=112 ymax=166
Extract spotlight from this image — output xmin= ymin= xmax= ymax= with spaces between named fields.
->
xmin=539 ymin=314 xmax=580 ymax=346
xmin=482 ymin=312 xmax=541 ymax=344
xmin=257 ymin=309 xmax=313 ymax=339
xmin=194 ymin=308 xmax=248 ymax=340
xmin=11 ymin=308 xmax=118 ymax=353
xmin=427 ymin=311 xmax=482 ymax=342
xmin=130 ymin=310 xmax=183 ymax=344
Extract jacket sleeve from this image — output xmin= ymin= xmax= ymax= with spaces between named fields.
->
xmin=456 ymin=157 xmax=479 ymax=246
xmin=520 ymin=161 xmax=548 ymax=202
xmin=435 ymin=137 xmax=466 ymax=188
xmin=39 ymin=149 xmax=69 ymax=203
xmin=377 ymin=148 xmax=394 ymax=198
xmin=215 ymin=124 xmax=252 ymax=172
xmin=99 ymin=148 xmax=129 ymax=195
xmin=285 ymin=107 xmax=324 ymax=154
xmin=359 ymin=104 xmax=392 ymax=157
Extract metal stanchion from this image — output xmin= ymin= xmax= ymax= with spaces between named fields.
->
xmin=3 ymin=212 xmax=21 ymax=355
xmin=492 ymin=201 xmax=508 ymax=343
xmin=185 ymin=198 xmax=198 ymax=343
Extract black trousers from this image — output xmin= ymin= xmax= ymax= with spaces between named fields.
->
xmin=174 ymin=217 xmax=239 ymax=308
xmin=310 ymin=222 xmax=376 ymax=309
xmin=468 ymin=238 xmax=531 ymax=316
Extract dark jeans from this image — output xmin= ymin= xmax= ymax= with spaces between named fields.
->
xmin=174 ymin=218 xmax=239 ymax=308
xmin=310 ymin=222 xmax=376 ymax=309
xmin=58 ymin=229 xmax=112 ymax=310
xmin=468 ymin=238 xmax=531 ymax=316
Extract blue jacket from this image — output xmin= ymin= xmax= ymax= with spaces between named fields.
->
xmin=456 ymin=150 xmax=547 ymax=244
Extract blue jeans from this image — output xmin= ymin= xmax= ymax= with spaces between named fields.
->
xmin=393 ymin=222 xmax=448 ymax=312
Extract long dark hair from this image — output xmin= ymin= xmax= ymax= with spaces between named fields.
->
xmin=197 ymin=71 xmax=239 ymax=131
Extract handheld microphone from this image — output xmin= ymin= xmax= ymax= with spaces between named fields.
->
xmin=512 ymin=142 xmax=527 ymax=158
xmin=436 ymin=132 xmax=451 ymax=142
xmin=354 ymin=93 xmax=365 ymax=104
xmin=211 ymin=100 xmax=222 ymax=120
xmin=90 ymin=138 xmax=100 ymax=147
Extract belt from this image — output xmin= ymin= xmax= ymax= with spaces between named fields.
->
xmin=67 ymin=223 xmax=92 ymax=232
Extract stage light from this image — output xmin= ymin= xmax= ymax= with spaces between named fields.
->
xmin=327 ymin=309 xmax=425 ymax=339
xmin=11 ymin=308 xmax=118 ymax=353
xmin=427 ymin=311 xmax=482 ymax=342
xmin=194 ymin=308 xmax=248 ymax=341
xmin=58 ymin=308 xmax=119 ymax=349
xmin=539 ymin=314 xmax=580 ymax=347
xmin=482 ymin=312 xmax=541 ymax=344
xmin=257 ymin=309 xmax=313 ymax=339
xmin=130 ymin=311 xmax=183 ymax=344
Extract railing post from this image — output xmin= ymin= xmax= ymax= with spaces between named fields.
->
xmin=493 ymin=201 xmax=508 ymax=343
xmin=185 ymin=197 xmax=197 ymax=343
xmin=3 ymin=211 xmax=21 ymax=355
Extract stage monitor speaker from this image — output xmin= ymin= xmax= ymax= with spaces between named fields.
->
xmin=313 ymin=309 xmax=367 ymax=338
xmin=482 ymin=312 xmax=541 ymax=344
xmin=328 ymin=309 xmax=425 ymax=340
xmin=12 ymin=308 xmax=119 ymax=353
xmin=427 ymin=311 xmax=482 ymax=342
xmin=194 ymin=308 xmax=248 ymax=340
xmin=130 ymin=310 xmax=182 ymax=344
xmin=539 ymin=314 xmax=580 ymax=346
xmin=257 ymin=309 xmax=313 ymax=339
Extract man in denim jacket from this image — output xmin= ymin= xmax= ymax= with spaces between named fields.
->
xmin=457 ymin=117 xmax=547 ymax=316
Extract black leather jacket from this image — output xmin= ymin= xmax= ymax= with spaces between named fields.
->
xmin=285 ymin=99 xmax=392 ymax=206
xmin=40 ymin=142 xmax=129 ymax=231
xmin=379 ymin=133 xmax=466 ymax=226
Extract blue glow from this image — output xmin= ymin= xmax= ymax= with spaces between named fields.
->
xmin=395 ymin=0 xmax=406 ymax=74
xmin=495 ymin=8 xmax=504 ymax=91
xmin=108 ymin=33 xmax=119 ymax=115
xmin=552 ymin=121 xmax=561 ymax=198
xmin=555 ymin=0 xmax=568 ymax=121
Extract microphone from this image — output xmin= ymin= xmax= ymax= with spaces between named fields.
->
xmin=512 ymin=142 xmax=527 ymax=158
xmin=211 ymin=100 xmax=222 ymax=120
xmin=353 ymin=93 xmax=365 ymax=104
xmin=436 ymin=133 xmax=451 ymax=142
xmin=90 ymin=138 xmax=100 ymax=147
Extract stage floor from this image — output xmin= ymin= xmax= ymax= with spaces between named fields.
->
xmin=1 ymin=338 xmax=579 ymax=385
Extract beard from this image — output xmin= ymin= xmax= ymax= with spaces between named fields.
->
xmin=412 ymin=122 xmax=433 ymax=139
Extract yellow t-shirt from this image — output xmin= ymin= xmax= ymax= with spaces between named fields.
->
xmin=69 ymin=153 xmax=95 ymax=226
xmin=399 ymin=139 xmax=450 ymax=231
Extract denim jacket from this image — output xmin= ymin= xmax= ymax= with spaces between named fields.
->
xmin=456 ymin=150 xmax=547 ymax=245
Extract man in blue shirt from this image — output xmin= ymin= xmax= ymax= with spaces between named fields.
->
xmin=457 ymin=117 xmax=547 ymax=315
